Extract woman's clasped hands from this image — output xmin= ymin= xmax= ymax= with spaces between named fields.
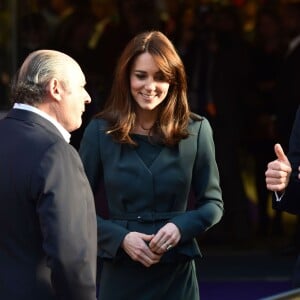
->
xmin=121 ymin=222 xmax=181 ymax=267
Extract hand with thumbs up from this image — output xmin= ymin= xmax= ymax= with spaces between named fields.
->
xmin=265 ymin=143 xmax=292 ymax=192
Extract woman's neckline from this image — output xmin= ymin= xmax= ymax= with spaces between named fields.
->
xmin=130 ymin=131 xmax=149 ymax=137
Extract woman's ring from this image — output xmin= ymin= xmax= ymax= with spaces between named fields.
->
xmin=166 ymin=244 xmax=173 ymax=251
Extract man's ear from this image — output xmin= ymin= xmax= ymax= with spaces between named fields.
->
xmin=48 ymin=78 xmax=62 ymax=102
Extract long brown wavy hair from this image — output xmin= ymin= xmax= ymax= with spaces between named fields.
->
xmin=96 ymin=30 xmax=196 ymax=146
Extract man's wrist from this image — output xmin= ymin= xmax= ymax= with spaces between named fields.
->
xmin=275 ymin=190 xmax=285 ymax=202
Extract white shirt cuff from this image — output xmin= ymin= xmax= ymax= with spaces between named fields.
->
xmin=275 ymin=191 xmax=285 ymax=202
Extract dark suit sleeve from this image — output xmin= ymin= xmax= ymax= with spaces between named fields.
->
xmin=32 ymin=141 xmax=97 ymax=300
xmin=171 ymin=118 xmax=224 ymax=242
xmin=273 ymin=106 xmax=300 ymax=215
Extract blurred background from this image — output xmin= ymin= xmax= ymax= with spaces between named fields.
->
xmin=1 ymin=0 xmax=300 ymax=298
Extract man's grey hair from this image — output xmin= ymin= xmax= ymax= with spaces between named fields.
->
xmin=10 ymin=50 xmax=72 ymax=106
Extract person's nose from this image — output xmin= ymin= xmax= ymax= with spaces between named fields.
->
xmin=84 ymin=89 xmax=91 ymax=104
xmin=144 ymin=78 xmax=156 ymax=92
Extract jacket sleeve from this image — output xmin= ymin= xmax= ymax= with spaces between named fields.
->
xmin=79 ymin=120 xmax=102 ymax=194
xmin=79 ymin=119 xmax=129 ymax=257
xmin=32 ymin=141 xmax=97 ymax=300
xmin=171 ymin=118 xmax=224 ymax=242
xmin=273 ymin=107 xmax=300 ymax=214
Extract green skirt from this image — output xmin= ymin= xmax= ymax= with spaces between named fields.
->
xmin=98 ymin=259 xmax=200 ymax=300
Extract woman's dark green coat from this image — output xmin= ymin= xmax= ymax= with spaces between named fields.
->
xmin=79 ymin=115 xmax=223 ymax=299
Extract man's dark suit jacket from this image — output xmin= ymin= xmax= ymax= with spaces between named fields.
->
xmin=0 ymin=109 xmax=97 ymax=300
xmin=273 ymin=106 xmax=300 ymax=214
xmin=276 ymin=41 xmax=300 ymax=151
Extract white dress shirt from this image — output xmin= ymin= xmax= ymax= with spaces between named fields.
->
xmin=13 ymin=103 xmax=71 ymax=143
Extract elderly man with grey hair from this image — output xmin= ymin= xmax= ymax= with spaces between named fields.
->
xmin=0 ymin=49 xmax=97 ymax=300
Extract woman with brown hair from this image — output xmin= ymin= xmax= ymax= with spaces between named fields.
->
xmin=79 ymin=30 xmax=223 ymax=300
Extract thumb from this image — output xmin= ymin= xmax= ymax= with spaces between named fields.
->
xmin=274 ymin=143 xmax=289 ymax=163
xmin=139 ymin=233 xmax=154 ymax=242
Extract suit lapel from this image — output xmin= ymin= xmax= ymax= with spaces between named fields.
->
xmin=6 ymin=109 xmax=64 ymax=140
